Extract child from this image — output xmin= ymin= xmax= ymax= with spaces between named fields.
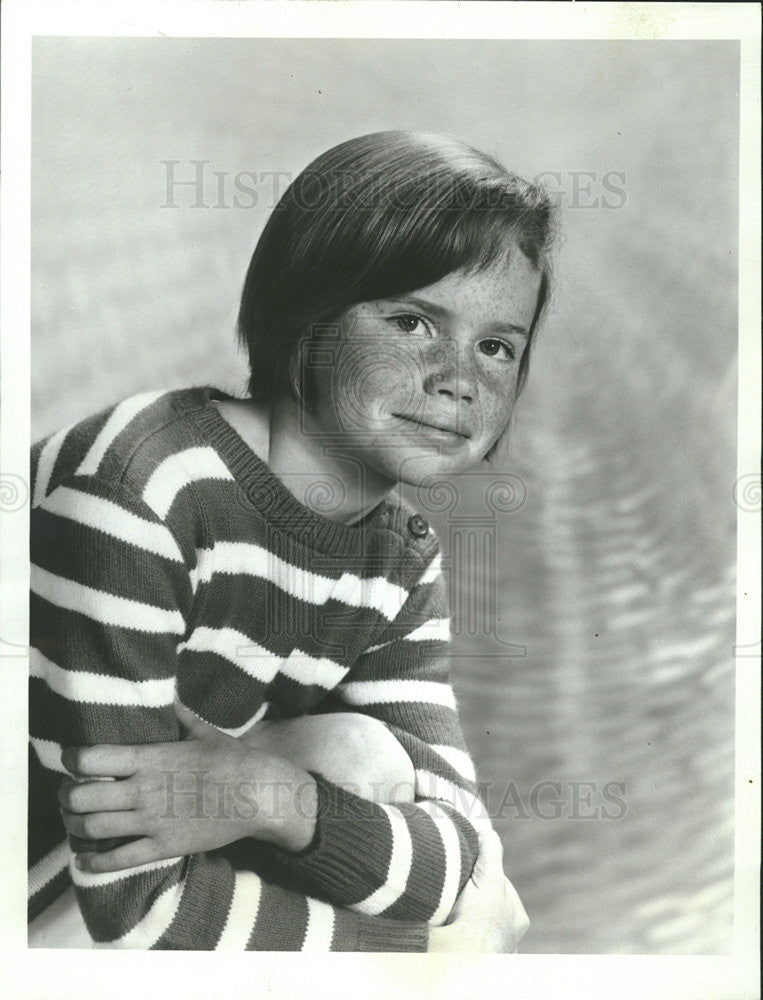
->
xmin=28 ymin=130 xmax=555 ymax=951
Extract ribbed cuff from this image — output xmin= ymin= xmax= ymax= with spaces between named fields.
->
xmin=271 ymin=773 xmax=445 ymax=918
xmin=353 ymin=914 xmax=429 ymax=953
xmin=332 ymin=908 xmax=429 ymax=952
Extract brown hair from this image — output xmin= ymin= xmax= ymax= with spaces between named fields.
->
xmin=238 ymin=131 xmax=557 ymax=453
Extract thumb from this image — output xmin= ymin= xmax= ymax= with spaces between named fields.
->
xmin=470 ymin=828 xmax=505 ymax=889
xmin=173 ymin=700 xmax=225 ymax=742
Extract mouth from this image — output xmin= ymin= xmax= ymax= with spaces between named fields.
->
xmin=392 ymin=414 xmax=472 ymax=440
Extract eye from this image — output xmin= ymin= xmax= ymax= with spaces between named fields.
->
xmin=390 ymin=313 xmax=435 ymax=337
xmin=478 ymin=338 xmax=516 ymax=360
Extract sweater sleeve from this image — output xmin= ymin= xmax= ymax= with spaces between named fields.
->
xmin=267 ymin=545 xmax=485 ymax=925
xmin=29 ymin=474 xmax=428 ymax=952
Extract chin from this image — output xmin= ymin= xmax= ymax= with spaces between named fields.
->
xmin=392 ymin=449 xmax=479 ymax=486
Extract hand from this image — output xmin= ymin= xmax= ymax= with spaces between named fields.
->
xmin=427 ymin=828 xmax=529 ymax=953
xmin=58 ymin=703 xmax=318 ymax=873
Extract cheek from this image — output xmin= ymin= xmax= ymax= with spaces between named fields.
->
xmin=479 ymin=368 xmax=518 ymax=431
xmin=330 ymin=342 xmax=422 ymax=419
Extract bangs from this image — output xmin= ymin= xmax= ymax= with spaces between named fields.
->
xmin=350 ymin=197 xmax=550 ymax=306
xmin=287 ymin=177 xmax=555 ymax=327
xmin=239 ymin=131 xmax=558 ymax=403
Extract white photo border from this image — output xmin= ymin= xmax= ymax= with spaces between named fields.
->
xmin=1 ymin=3 xmax=759 ymax=999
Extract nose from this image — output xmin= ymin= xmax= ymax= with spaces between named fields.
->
xmin=422 ymin=344 xmax=478 ymax=404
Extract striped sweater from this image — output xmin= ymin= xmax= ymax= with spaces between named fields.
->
xmin=28 ymin=386 xmax=484 ymax=951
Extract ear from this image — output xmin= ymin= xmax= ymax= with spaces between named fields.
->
xmin=173 ymin=700 xmax=226 ymax=743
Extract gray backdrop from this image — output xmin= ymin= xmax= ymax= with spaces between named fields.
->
xmin=32 ymin=38 xmax=738 ymax=954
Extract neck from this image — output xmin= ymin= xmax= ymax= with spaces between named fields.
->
xmin=267 ymin=396 xmax=396 ymax=525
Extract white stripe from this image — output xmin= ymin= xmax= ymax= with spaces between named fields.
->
xmin=143 ymin=447 xmax=235 ymax=519
xmin=76 ymin=391 xmax=165 ymax=477
xmin=193 ymin=541 xmax=408 ymax=620
xmin=71 ymin=855 xmax=182 ymax=890
xmin=189 ymin=547 xmax=214 ymax=595
xmin=339 ymin=679 xmax=457 ymax=709
xmin=28 ymin=840 xmax=70 ymax=898
xmin=30 ymin=736 xmax=67 ymax=774
xmin=429 ymin=745 xmax=477 ymax=783
xmin=406 ymin=618 xmax=451 ymax=643
xmin=180 ymin=635 xmax=347 ymax=700
xmin=30 ymin=647 xmax=176 ymax=708
xmin=415 ymin=771 xmax=490 ymax=826
xmin=215 ymin=871 xmax=263 ymax=950
xmin=28 ymin=885 xmax=92 ymax=948
xmin=92 ymin=877 xmax=185 ymax=949
xmin=31 ymin=564 xmax=186 ymax=634
xmin=178 ymin=627 xmax=281 ymax=684
xmin=350 ymin=804 xmax=413 ymax=916
xmin=215 ymin=702 xmax=271 ymax=738
xmin=364 ymin=618 xmax=451 ymax=654
xmin=278 ymin=649 xmax=349 ymax=689
xmin=418 ymin=553 xmax=443 ymax=586
xmin=415 ymin=802 xmax=461 ymax=926
xmin=302 ymin=897 xmax=336 ymax=952
xmin=33 ymin=424 xmax=72 ymax=508
xmin=41 ymin=486 xmax=184 ymax=562
xmin=331 ymin=572 xmax=407 ymax=621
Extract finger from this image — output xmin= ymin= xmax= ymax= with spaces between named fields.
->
xmin=61 ymin=808 xmax=145 ymax=841
xmin=58 ymin=777 xmax=136 ymax=813
xmin=61 ymin=744 xmax=140 ymax=778
xmin=76 ymin=840 xmax=181 ymax=874
xmin=173 ymin=699 xmax=224 ymax=742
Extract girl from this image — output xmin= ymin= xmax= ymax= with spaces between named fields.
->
xmin=28 ymin=131 xmax=556 ymax=951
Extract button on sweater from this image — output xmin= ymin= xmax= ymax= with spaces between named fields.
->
xmin=28 ymin=387 xmax=483 ymax=951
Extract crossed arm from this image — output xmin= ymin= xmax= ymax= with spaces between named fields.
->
xmin=58 ymin=710 xmax=414 ymax=871
xmin=31 ymin=473 xmax=525 ymax=950
xmin=58 ymin=710 xmax=527 ymax=952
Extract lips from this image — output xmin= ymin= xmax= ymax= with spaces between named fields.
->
xmin=393 ymin=414 xmax=472 ymax=439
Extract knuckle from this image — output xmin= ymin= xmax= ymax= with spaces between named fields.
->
xmin=65 ymin=813 xmax=84 ymax=836
xmin=81 ymin=814 xmax=101 ymax=839
xmin=136 ymin=777 xmax=158 ymax=805
xmin=138 ymin=774 xmax=156 ymax=796
xmin=126 ymin=782 xmax=141 ymax=808
xmin=57 ymin=781 xmax=73 ymax=808
xmin=60 ymin=809 xmax=75 ymax=832
xmin=86 ymin=853 xmax=105 ymax=874
xmin=152 ymin=831 xmax=168 ymax=850
xmin=66 ymin=786 xmax=86 ymax=812
xmin=64 ymin=747 xmax=85 ymax=774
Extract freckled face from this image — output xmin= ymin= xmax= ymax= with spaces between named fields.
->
xmin=308 ymin=252 xmax=542 ymax=485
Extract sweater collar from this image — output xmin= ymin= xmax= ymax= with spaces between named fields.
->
xmin=179 ymin=387 xmax=394 ymax=558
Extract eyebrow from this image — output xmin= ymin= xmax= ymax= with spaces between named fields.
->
xmin=385 ymin=294 xmax=530 ymax=337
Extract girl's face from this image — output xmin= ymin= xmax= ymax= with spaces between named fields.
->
xmin=307 ymin=251 xmax=542 ymax=487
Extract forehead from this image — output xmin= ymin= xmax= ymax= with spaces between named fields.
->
xmin=418 ymin=255 xmax=541 ymax=314
xmin=351 ymin=252 xmax=542 ymax=329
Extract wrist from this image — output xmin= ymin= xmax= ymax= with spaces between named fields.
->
xmin=249 ymin=753 xmax=318 ymax=852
